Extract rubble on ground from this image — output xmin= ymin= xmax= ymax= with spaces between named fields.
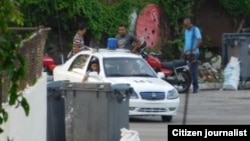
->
xmin=198 ymin=54 xmax=223 ymax=83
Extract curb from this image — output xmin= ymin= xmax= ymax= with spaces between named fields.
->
xmin=189 ymin=83 xmax=222 ymax=90
xmin=190 ymin=82 xmax=250 ymax=90
xmin=200 ymin=83 xmax=223 ymax=90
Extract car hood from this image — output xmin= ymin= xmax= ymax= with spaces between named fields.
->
xmin=104 ymin=77 xmax=174 ymax=91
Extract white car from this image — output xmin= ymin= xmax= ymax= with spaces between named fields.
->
xmin=53 ymin=48 xmax=180 ymax=122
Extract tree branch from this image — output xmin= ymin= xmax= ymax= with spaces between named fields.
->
xmin=236 ymin=15 xmax=246 ymax=33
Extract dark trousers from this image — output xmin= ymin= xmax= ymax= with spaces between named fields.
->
xmin=190 ymin=59 xmax=199 ymax=92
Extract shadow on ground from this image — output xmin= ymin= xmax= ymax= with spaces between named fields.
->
xmin=129 ymin=116 xmax=167 ymax=123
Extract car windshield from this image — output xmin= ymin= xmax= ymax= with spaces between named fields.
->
xmin=103 ymin=57 xmax=157 ymax=77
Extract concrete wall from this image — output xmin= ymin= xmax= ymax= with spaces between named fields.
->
xmin=0 ymin=73 xmax=47 ymax=141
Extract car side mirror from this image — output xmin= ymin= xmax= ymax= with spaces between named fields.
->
xmin=157 ymin=72 xmax=165 ymax=79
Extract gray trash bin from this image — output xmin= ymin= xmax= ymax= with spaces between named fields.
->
xmin=61 ymin=82 xmax=132 ymax=141
xmin=222 ymin=33 xmax=250 ymax=87
xmin=47 ymin=81 xmax=67 ymax=141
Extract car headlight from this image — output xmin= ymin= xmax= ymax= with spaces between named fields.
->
xmin=130 ymin=90 xmax=139 ymax=99
xmin=167 ymin=89 xmax=179 ymax=99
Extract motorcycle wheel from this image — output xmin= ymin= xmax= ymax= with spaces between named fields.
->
xmin=169 ymin=70 xmax=192 ymax=93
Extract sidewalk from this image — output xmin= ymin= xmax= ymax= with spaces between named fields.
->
xmin=190 ymin=81 xmax=250 ymax=91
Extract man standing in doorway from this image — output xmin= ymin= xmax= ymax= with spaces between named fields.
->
xmin=183 ymin=18 xmax=202 ymax=93
xmin=116 ymin=24 xmax=140 ymax=53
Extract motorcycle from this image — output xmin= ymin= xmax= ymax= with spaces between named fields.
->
xmin=138 ymin=41 xmax=192 ymax=93
xmin=43 ymin=53 xmax=57 ymax=75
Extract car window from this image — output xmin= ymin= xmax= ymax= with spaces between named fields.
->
xmin=68 ymin=54 xmax=90 ymax=71
xmin=103 ymin=57 xmax=156 ymax=77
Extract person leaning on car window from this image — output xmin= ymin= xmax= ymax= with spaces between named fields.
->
xmin=116 ymin=24 xmax=140 ymax=53
xmin=82 ymin=58 xmax=100 ymax=82
xmin=72 ymin=22 xmax=88 ymax=55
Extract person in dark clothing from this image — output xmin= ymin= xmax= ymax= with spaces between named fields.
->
xmin=116 ymin=24 xmax=140 ymax=53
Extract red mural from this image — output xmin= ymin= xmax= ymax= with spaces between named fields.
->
xmin=136 ymin=4 xmax=161 ymax=48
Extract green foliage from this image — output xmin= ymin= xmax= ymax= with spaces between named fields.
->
xmin=0 ymin=0 xmax=29 ymax=133
xmin=166 ymin=38 xmax=184 ymax=59
xmin=18 ymin=0 xmax=145 ymax=41
xmin=0 ymin=0 xmax=24 ymax=28
xmin=18 ymin=0 xmax=194 ymax=58
xmin=17 ymin=0 xmax=250 ymax=59
xmin=152 ymin=0 xmax=194 ymax=59
xmin=219 ymin=0 xmax=250 ymax=17
xmin=158 ymin=0 xmax=193 ymax=31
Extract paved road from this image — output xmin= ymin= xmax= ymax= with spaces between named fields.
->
xmin=129 ymin=90 xmax=250 ymax=141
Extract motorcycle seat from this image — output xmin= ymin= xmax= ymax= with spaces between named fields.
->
xmin=162 ymin=59 xmax=187 ymax=69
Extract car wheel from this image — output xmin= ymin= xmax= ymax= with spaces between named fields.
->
xmin=162 ymin=116 xmax=172 ymax=122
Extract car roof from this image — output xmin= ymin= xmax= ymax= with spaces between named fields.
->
xmin=78 ymin=48 xmax=141 ymax=58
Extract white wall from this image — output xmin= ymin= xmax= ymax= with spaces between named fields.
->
xmin=0 ymin=73 xmax=47 ymax=141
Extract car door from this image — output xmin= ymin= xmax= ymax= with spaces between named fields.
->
xmin=66 ymin=54 xmax=90 ymax=82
